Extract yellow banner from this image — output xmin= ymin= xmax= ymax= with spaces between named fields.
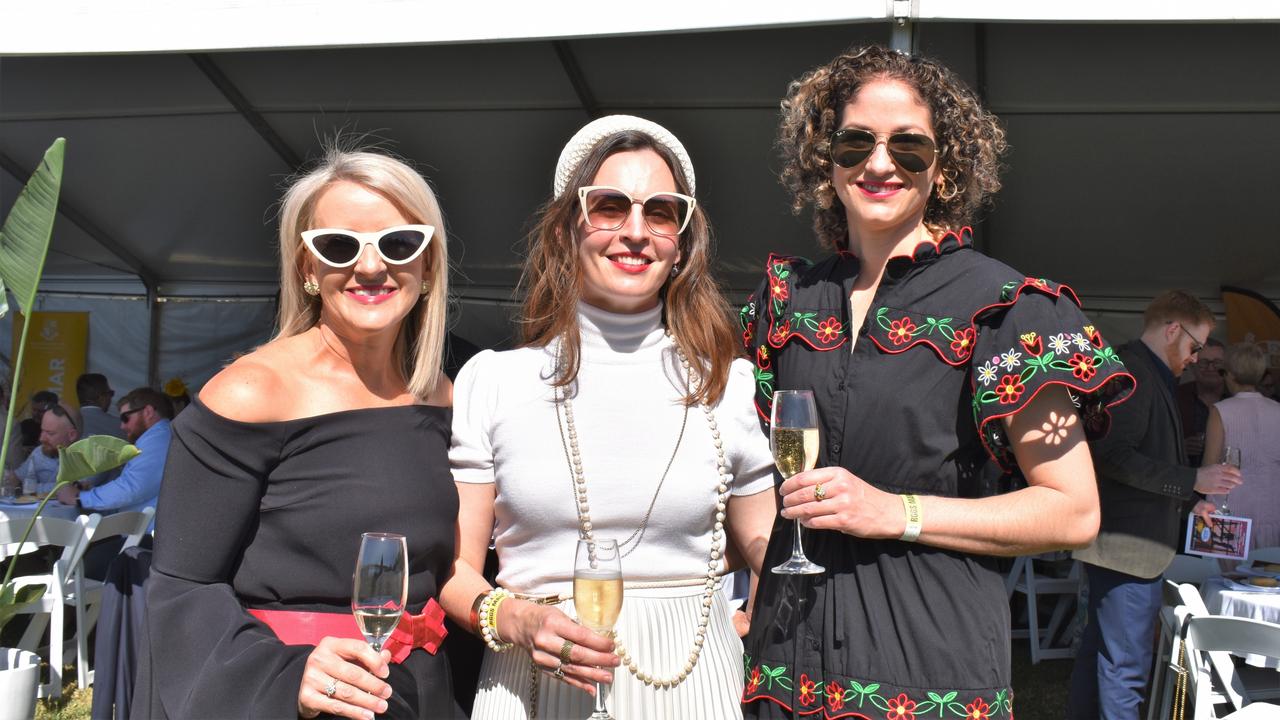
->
xmin=11 ymin=311 xmax=90 ymax=411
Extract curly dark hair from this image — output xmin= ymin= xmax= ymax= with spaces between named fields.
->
xmin=778 ymin=45 xmax=1008 ymax=250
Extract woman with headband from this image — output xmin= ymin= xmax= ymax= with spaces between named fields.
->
xmin=142 ymin=148 xmax=463 ymax=719
xmin=439 ymin=115 xmax=777 ymax=718
xmin=738 ymin=46 xmax=1135 ymax=718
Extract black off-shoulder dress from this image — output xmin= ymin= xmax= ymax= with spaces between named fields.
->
xmin=739 ymin=229 xmax=1135 ymax=720
xmin=136 ymin=400 xmax=464 ymax=719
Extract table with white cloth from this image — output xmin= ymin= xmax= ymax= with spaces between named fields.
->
xmin=0 ymin=499 xmax=81 ymax=524
xmin=1202 ymin=576 xmax=1280 ymax=669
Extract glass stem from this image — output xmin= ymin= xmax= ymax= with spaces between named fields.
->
xmin=593 ymin=680 xmax=607 ymax=714
xmin=791 ymin=519 xmax=807 ymax=560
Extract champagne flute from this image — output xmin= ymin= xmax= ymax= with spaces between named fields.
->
xmin=770 ymin=389 xmax=825 ymax=575
xmin=574 ymin=538 xmax=622 ymax=720
xmin=1220 ymin=446 xmax=1241 ymax=514
xmin=352 ymin=532 xmax=408 ymax=652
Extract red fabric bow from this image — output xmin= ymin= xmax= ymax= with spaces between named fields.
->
xmin=249 ymin=598 xmax=448 ymax=663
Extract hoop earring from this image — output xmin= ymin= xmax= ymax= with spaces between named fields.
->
xmin=937 ymin=176 xmax=959 ymax=201
xmin=303 ymin=279 xmax=319 ymax=296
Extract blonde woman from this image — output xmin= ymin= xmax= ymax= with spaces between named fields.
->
xmin=142 ymin=147 xmax=462 ymax=719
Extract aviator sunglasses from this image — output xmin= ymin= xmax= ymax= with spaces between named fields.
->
xmin=577 ymin=185 xmax=697 ymax=237
xmin=300 ymin=225 xmax=434 ymax=268
xmin=829 ymin=128 xmax=938 ymax=173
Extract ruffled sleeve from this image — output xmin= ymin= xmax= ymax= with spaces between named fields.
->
xmin=145 ymin=402 xmax=309 ymax=719
xmin=449 ymin=349 xmax=498 ymax=484
xmin=969 ymin=277 xmax=1136 ymax=471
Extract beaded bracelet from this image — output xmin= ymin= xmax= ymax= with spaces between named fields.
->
xmin=478 ymin=588 xmax=515 ymax=652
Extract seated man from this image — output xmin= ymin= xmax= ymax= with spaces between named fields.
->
xmin=76 ymin=373 xmax=124 ymax=439
xmin=58 ymin=387 xmax=172 ymax=528
xmin=11 ymin=402 xmax=79 ymax=495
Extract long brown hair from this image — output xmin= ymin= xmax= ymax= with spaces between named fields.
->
xmin=779 ymin=45 xmax=1008 ymax=250
xmin=520 ymin=131 xmax=737 ymax=406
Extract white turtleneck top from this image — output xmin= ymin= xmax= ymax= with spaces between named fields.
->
xmin=451 ymin=302 xmax=775 ymax=595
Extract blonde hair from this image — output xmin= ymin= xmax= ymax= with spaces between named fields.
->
xmin=274 ymin=147 xmax=449 ymax=400
xmin=1225 ymin=342 xmax=1267 ymax=387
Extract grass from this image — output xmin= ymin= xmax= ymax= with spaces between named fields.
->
xmin=34 ymin=678 xmax=91 ymax=720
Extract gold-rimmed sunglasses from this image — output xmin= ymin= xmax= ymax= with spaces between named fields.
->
xmin=577 ymin=185 xmax=696 ymax=237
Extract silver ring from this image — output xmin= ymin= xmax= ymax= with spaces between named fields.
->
xmin=323 ymin=679 xmax=338 ymax=698
xmin=552 ymin=660 xmax=566 ymax=680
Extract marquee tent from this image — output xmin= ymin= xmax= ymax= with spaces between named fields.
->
xmin=2 ymin=1 xmax=1278 ymax=392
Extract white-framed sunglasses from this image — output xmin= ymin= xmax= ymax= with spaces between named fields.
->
xmin=577 ymin=185 xmax=696 ymax=237
xmin=300 ymin=224 xmax=434 ymax=268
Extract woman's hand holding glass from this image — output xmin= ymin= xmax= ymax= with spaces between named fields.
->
xmin=778 ymin=465 xmax=906 ymax=540
xmin=297 ymin=637 xmax=391 ymax=720
xmin=494 ymin=596 xmax=620 ymax=696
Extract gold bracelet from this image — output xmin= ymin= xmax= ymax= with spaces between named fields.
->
xmin=899 ymin=493 xmax=922 ymax=542
xmin=469 ymin=591 xmax=487 ymax=636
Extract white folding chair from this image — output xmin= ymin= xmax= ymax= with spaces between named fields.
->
xmin=1181 ymin=614 xmax=1280 ymax=719
xmin=0 ymin=514 xmax=99 ymax=699
xmin=1006 ymin=551 xmax=1081 ymax=663
xmin=73 ymin=507 xmax=155 ymax=688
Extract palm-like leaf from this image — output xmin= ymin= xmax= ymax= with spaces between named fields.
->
xmin=0 ymin=137 xmax=64 ymax=318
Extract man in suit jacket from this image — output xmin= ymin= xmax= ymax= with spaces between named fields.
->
xmin=1068 ymin=290 xmax=1243 ymax=719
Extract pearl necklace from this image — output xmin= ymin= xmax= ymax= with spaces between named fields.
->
xmin=555 ymin=332 xmax=731 ymax=689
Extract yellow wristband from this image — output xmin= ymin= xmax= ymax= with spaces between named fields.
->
xmin=899 ymin=493 xmax=922 ymax=542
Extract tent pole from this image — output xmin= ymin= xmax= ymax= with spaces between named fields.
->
xmin=890 ymin=0 xmax=916 ymax=53
xmin=146 ymin=285 xmax=160 ymax=388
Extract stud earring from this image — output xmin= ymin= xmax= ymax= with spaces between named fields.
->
xmin=670 ymin=264 xmax=681 ymax=278
xmin=303 ymin=279 xmax=319 ymax=296
xmin=420 ymin=280 xmax=430 ymax=296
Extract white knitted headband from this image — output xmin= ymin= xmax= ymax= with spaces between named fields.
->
xmin=552 ymin=114 xmax=696 ymax=198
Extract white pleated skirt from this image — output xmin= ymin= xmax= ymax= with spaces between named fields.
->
xmin=471 ymin=584 xmax=744 ymax=719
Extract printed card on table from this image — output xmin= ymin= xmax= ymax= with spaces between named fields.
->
xmin=1184 ymin=512 xmax=1252 ymax=561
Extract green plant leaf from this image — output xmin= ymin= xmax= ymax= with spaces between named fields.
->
xmin=56 ymin=435 xmax=140 ymax=486
xmin=0 ymin=580 xmax=46 ymax=635
xmin=0 ymin=138 xmax=64 ymax=318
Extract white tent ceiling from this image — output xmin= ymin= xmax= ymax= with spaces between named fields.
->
xmin=2 ymin=6 xmax=1279 ymax=387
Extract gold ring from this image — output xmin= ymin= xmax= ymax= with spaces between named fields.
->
xmin=814 ymin=483 xmax=826 ymax=501
xmin=559 ymin=638 xmax=575 ymax=665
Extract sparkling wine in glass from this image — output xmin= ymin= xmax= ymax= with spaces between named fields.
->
xmin=1220 ymin=446 xmax=1241 ymax=514
xmin=574 ymin=538 xmax=622 ymax=720
xmin=771 ymin=390 xmax=825 ymax=575
xmin=352 ymin=532 xmax=408 ymax=651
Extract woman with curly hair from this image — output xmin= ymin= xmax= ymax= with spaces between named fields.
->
xmin=739 ymin=46 xmax=1136 ymax=718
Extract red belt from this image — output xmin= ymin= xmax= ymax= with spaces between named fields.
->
xmin=248 ymin=598 xmax=447 ymax=663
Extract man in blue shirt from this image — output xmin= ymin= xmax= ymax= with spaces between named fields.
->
xmin=58 ymin=387 xmax=172 ymax=530
xmin=12 ymin=402 xmax=79 ymax=495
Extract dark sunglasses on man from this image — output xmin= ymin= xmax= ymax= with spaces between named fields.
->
xmin=829 ymin=128 xmax=938 ymax=173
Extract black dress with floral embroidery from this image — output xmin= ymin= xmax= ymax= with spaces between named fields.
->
xmin=739 ymin=229 xmax=1135 ymax=720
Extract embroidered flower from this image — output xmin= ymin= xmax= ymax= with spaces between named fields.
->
xmin=977 ymin=361 xmax=999 ymax=386
xmin=999 ymin=349 xmax=1022 ymax=371
xmin=966 ymin=698 xmax=991 ymax=720
xmin=756 ymin=344 xmax=772 ymax=370
xmin=816 ymin=317 xmax=843 ymax=344
xmin=1085 ymin=324 xmax=1105 ymax=348
xmin=1069 ymin=353 xmax=1097 ymax=381
xmin=1019 ymin=332 xmax=1042 ymax=356
xmin=824 ymin=680 xmax=845 ymax=712
xmin=950 ymin=327 xmax=976 ymax=356
xmin=996 ymin=375 xmax=1025 ymax=405
xmin=742 ymin=321 xmax=755 ymax=350
xmin=888 ymin=317 xmax=917 ymax=345
xmin=885 ymin=692 xmax=918 ymax=719
xmin=769 ymin=320 xmax=791 ymax=346
xmin=797 ymin=674 xmax=818 ymax=706
xmin=746 ymin=667 xmax=762 ymax=695
xmin=769 ymin=277 xmax=789 ymax=302
xmin=1024 ymin=276 xmax=1048 ymax=289
xmin=1072 ymin=333 xmax=1091 ymax=351
xmin=1048 ymin=333 xmax=1071 ymax=355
